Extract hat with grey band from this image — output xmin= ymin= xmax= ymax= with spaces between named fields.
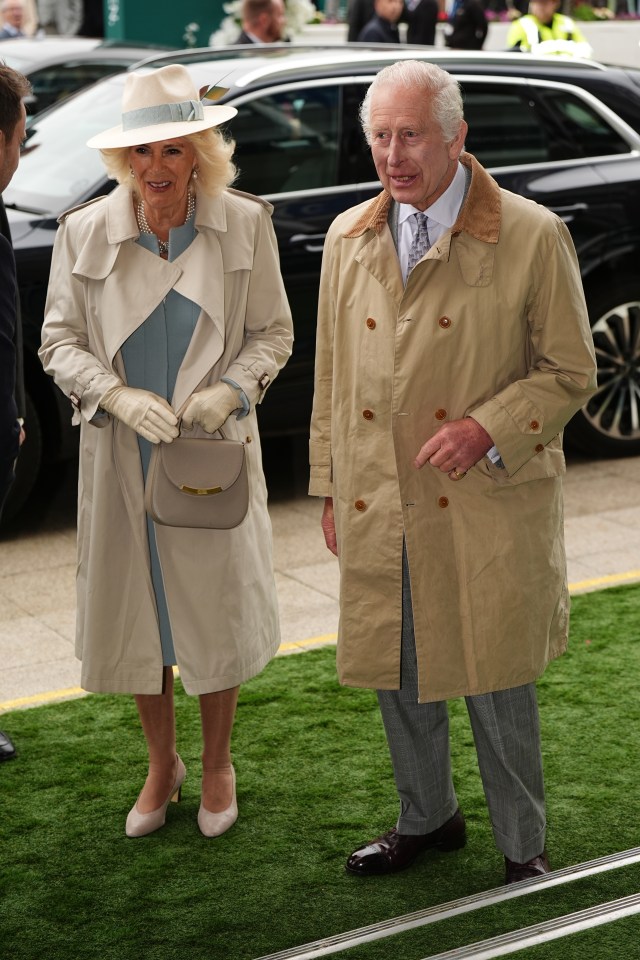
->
xmin=87 ymin=64 xmax=237 ymax=150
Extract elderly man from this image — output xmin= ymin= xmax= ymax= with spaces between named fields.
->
xmin=309 ymin=60 xmax=596 ymax=884
xmin=0 ymin=0 xmax=25 ymax=37
xmin=0 ymin=62 xmax=29 ymax=760
xmin=234 ymin=0 xmax=286 ymax=44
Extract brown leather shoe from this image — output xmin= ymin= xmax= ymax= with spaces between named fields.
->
xmin=346 ymin=809 xmax=466 ymax=876
xmin=504 ymin=850 xmax=551 ymax=884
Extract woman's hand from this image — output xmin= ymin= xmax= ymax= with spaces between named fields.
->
xmin=99 ymin=385 xmax=179 ymax=444
xmin=181 ymin=382 xmax=240 ymax=434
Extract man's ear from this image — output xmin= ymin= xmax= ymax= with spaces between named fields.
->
xmin=449 ymin=120 xmax=468 ymax=161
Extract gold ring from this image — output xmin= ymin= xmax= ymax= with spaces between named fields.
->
xmin=451 ymin=468 xmax=467 ymax=480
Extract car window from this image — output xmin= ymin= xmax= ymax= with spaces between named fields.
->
xmin=26 ymin=62 xmax=127 ymax=114
xmin=461 ymin=83 xmax=631 ymax=168
xmin=227 ymin=86 xmax=340 ymax=195
xmin=537 ymin=87 xmax=631 ymax=160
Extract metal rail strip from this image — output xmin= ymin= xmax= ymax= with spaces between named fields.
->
xmin=419 ymin=891 xmax=640 ymax=959
xmin=255 ymin=847 xmax=640 ymax=960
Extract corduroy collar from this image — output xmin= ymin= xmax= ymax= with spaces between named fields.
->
xmin=343 ymin=153 xmax=502 ymax=244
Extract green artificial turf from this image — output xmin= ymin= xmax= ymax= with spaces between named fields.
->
xmin=2 ymin=583 xmax=640 ymax=960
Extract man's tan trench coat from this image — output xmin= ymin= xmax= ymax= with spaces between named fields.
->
xmin=309 ymin=154 xmax=597 ymax=703
xmin=40 ymin=185 xmax=293 ymax=696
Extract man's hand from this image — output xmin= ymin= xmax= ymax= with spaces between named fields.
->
xmin=415 ymin=417 xmax=493 ymax=479
xmin=321 ymin=496 xmax=338 ymax=556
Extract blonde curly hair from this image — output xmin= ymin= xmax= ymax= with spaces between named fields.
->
xmin=100 ymin=127 xmax=237 ymax=198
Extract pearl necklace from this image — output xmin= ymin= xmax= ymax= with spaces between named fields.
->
xmin=136 ymin=191 xmax=196 ymax=255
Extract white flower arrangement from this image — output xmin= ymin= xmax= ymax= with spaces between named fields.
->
xmin=209 ymin=0 xmax=318 ymax=46
xmin=183 ymin=22 xmax=201 ymax=47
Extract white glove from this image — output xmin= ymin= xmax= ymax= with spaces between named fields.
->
xmin=181 ymin=382 xmax=240 ymax=434
xmin=99 ymin=385 xmax=179 ymax=444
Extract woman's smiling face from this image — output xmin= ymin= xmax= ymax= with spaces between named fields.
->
xmin=128 ymin=136 xmax=196 ymax=222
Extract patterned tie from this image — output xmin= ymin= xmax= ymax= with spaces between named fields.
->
xmin=406 ymin=212 xmax=431 ymax=276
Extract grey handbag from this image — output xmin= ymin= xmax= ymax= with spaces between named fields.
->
xmin=144 ymin=431 xmax=249 ymax=529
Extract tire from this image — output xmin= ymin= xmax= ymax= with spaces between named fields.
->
xmin=567 ymin=278 xmax=640 ymax=458
xmin=1 ymin=390 xmax=43 ymax=524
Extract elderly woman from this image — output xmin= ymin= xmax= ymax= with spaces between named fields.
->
xmin=39 ymin=65 xmax=293 ymax=839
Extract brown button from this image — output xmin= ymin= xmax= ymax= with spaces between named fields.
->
xmin=535 ymin=444 xmax=544 ymax=453
xmin=438 ymin=496 xmax=449 ymax=508
xmin=530 ymin=420 xmax=540 ymax=430
xmin=438 ymin=316 xmax=452 ymax=329
xmin=435 ymin=408 xmax=447 ymax=421
xmin=362 ymin=409 xmax=374 ymax=421
xmin=355 ymin=499 xmax=367 ymax=512
xmin=366 ymin=318 xmax=376 ymax=329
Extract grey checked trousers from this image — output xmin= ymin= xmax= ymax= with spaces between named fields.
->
xmin=377 ymin=546 xmax=546 ymax=863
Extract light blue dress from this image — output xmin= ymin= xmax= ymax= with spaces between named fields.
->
xmin=121 ymin=216 xmax=199 ymax=666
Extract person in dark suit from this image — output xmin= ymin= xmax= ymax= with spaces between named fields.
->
xmin=357 ymin=0 xmax=403 ymax=42
xmin=0 ymin=61 xmax=30 ymax=762
xmin=234 ymin=0 xmax=286 ymax=43
xmin=347 ymin=0 xmax=374 ymax=41
xmin=405 ymin=0 xmax=438 ymax=45
xmin=78 ymin=0 xmax=103 ymax=37
xmin=445 ymin=0 xmax=488 ymax=50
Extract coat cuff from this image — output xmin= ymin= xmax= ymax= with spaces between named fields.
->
xmin=470 ymin=396 xmax=546 ymax=476
xmin=309 ymin=438 xmax=333 ymax=496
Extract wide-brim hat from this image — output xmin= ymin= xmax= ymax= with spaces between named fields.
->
xmin=86 ymin=64 xmax=237 ymax=150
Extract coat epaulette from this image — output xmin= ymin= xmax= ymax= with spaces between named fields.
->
xmin=225 ymin=187 xmax=273 ymax=213
xmin=57 ymin=194 xmax=107 ymax=225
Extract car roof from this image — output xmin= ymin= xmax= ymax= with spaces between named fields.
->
xmin=133 ymin=42 xmax=616 ymax=87
xmin=0 ymin=36 xmax=172 ymax=73
xmin=124 ymin=42 xmax=640 ymax=100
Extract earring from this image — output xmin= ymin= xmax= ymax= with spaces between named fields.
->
xmin=191 ymin=167 xmax=198 ymax=181
xmin=129 ymin=168 xmax=135 ymax=178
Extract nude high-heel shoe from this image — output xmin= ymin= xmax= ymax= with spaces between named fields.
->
xmin=126 ymin=755 xmax=186 ymax=838
xmin=198 ymin=764 xmax=238 ymax=838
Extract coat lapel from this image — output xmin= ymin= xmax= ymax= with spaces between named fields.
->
xmin=71 ymin=187 xmax=231 ymax=394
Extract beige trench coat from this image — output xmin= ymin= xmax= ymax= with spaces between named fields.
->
xmin=40 ymin=185 xmax=293 ymax=695
xmin=309 ymin=154 xmax=597 ymax=703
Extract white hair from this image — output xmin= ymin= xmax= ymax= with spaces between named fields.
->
xmin=360 ymin=60 xmax=464 ymax=145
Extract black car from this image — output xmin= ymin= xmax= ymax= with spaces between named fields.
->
xmin=5 ymin=45 xmax=640 ymax=517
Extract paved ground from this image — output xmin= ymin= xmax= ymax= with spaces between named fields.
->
xmin=1 ymin=446 xmax=640 ymax=713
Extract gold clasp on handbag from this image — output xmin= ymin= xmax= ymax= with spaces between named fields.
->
xmin=180 ymin=485 xmax=223 ymax=496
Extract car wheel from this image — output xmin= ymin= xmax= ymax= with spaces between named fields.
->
xmin=567 ymin=280 xmax=640 ymax=457
xmin=1 ymin=390 xmax=43 ymax=524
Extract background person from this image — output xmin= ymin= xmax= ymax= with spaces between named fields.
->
xmin=234 ymin=0 xmax=287 ymax=43
xmin=357 ymin=0 xmax=403 ymax=42
xmin=444 ymin=0 xmax=488 ymax=50
xmin=507 ymin=0 xmax=591 ymax=55
xmin=0 ymin=1 xmax=25 ymax=38
xmin=346 ymin=0 xmax=374 ymax=41
xmin=309 ymin=59 xmax=596 ymax=885
xmin=0 ymin=62 xmax=30 ymax=761
xmin=405 ymin=0 xmax=438 ymax=46
xmin=36 ymin=0 xmax=82 ymax=34
xmin=39 ymin=65 xmax=293 ymax=839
